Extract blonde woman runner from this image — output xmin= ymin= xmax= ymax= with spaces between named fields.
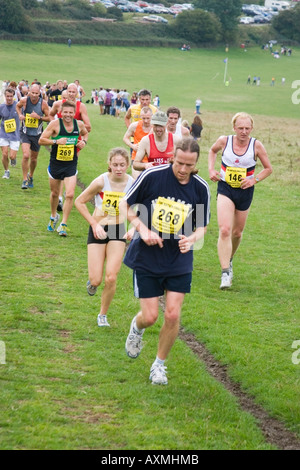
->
xmin=75 ymin=148 xmax=134 ymax=327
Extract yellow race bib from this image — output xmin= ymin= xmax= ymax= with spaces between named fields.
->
xmin=56 ymin=145 xmax=74 ymax=161
xmin=25 ymin=113 xmax=39 ymax=128
xmin=152 ymin=197 xmax=190 ymax=234
xmin=225 ymin=167 xmax=247 ymax=188
xmin=4 ymin=119 xmax=16 ymax=133
xmin=102 ymin=191 xmax=125 ymax=216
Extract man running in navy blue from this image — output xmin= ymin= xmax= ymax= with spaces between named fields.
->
xmin=120 ymin=137 xmax=210 ymax=385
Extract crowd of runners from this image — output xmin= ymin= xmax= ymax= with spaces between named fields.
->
xmin=0 ymin=79 xmax=272 ymax=385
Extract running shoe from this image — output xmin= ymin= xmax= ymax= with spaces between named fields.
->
xmin=220 ymin=272 xmax=232 ymax=290
xmin=2 ymin=170 xmax=10 ymax=179
xmin=27 ymin=174 xmax=33 ymax=188
xmin=21 ymin=180 xmax=28 ymax=189
xmin=57 ymin=223 xmax=68 ymax=237
xmin=97 ymin=314 xmax=110 ymax=327
xmin=10 ymin=159 xmax=16 ymax=167
xmin=149 ymin=363 xmax=168 ymax=385
xmin=47 ymin=213 xmax=60 ymax=232
xmin=87 ymin=280 xmax=97 ymax=296
xmin=125 ymin=316 xmax=144 ymax=359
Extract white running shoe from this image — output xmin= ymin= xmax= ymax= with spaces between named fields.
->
xmin=220 ymin=272 xmax=232 ymax=290
xmin=125 ymin=316 xmax=144 ymax=359
xmin=2 ymin=170 xmax=10 ymax=179
xmin=149 ymin=363 xmax=168 ymax=385
xmin=97 ymin=314 xmax=110 ymax=327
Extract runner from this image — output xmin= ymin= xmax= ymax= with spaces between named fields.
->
xmin=123 ymin=106 xmax=153 ymax=179
xmin=16 ymin=83 xmax=50 ymax=189
xmin=75 ymin=148 xmax=134 ymax=327
xmin=133 ymin=111 xmax=181 ymax=172
xmin=208 ymin=112 xmax=272 ymax=289
xmin=50 ymin=82 xmax=92 ymax=211
xmin=120 ymin=137 xmax=210 ymax=385
xmin=0 ymin=88 xmax=20 ymax=179
xmin=38 ymin=100 xmax=88 ymax=236
xmin=124 ymin=89 xmax=157 ymax=128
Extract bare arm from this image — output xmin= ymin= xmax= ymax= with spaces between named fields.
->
xmin=240 ymin=140 xmax=272 ymax=189
xmin=133 ymin=136 xmax=152 ymax=171
xmin=123 ymin=122 xmax=138 ymax=151
xmin=75 ymin=176 xmax=108 ymax=239
xmin=119 ymin=199 xmax=163 ymax=247
xmin=49 ymin=101 xmax=61 ymax=120
xmin=38 ymin=121 xmax=61 ymax=146
xmin=208 ymin=136 xmax=227 ymax=181
xmin=79 ymin=103 xmax=91 ymax=133
xmin=124 ymin=108 xmax=131 ymax=128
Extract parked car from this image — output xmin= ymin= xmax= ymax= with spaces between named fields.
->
xmin=253 ymin=15 xmax=269 ymax=23
xmin=143 ymin=14 xmax=168 ymax=23
xmin=240 ymin=16 xmax=254 ymax=24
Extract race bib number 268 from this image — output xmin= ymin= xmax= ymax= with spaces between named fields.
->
xmin=152 ymin=197 xmax=190 ymax=234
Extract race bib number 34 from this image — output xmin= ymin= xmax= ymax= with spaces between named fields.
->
xmin=152 ymin=197 xmax=189 ymax=234
xmin=102 ymin=191 xmax=125 ymax=216
xmin=225 ymin=167 xmax=247 ymax=188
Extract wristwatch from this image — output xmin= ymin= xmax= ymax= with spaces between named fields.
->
xmin=255 ymin=176 xmax=260 ymax=183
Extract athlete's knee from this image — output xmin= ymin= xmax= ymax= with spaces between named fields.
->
xmin=232 ymin=227 xmax=243 ymax=240
xmin=219 ymin=224 xmax=231 ymax=239
xmin=90 ymin=274 xmax=102 ymax=287
xmin=105 ymin=272 xmax=117 ymax=287
xmin=164 ymin=306 xmax=181 ymax=325
xmin=65 ymin=191 xmax=75 ymax=201
xmin=141 ymin=308 xmax=159 ymax=327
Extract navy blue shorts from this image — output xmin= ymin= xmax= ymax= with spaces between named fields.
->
xmin=133 ymin=270 xmax=192 ymax=298
xmin=217 ymin=180 xmax=254 ymax=211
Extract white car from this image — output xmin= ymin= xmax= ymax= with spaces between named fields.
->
xmin=240 ymin=16 xmax=254 ymax=24
xmin=143 ymin=15 xmax=168 ymax=23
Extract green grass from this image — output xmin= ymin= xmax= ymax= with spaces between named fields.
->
xmin=0 ymin=42 xmax=299 ymax=450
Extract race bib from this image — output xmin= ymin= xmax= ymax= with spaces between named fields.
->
xmin=4 ymin=119 xmax=16 ymax=133
xmin=225 ymin=167 xmax=247 ymax=188
xmin=25 ymin=113 xmax=39 ymax=128
xmin=56 ymin=145 xmax=74 ymax=161
xmin=102 ymin=191 xmax=125 ymax=216
xmin=152 ymin=197 xmax=190 ymax=234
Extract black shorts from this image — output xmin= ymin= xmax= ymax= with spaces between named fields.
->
xmin=133 ymin=270 xmax=192 ymax=298
xmin=48 ymin=163 xmax=78 ymax=180
xmin=217 ymin=180 xmax=254 ymax=211
xmin=20 ymin=132 xmax=41 ymax=152
xmin=87 ymin=224 xmax=126 ymax=245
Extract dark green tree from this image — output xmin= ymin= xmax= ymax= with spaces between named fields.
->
xmin=0 ymin=0 xmax=33 ymax=33
xmin=272 ymin=5 xmax=300 ymax=43
xmin=193 ymin=0 xmax=242 ymax=42
xmin=174 ymin=9 xmax=222 ymax=45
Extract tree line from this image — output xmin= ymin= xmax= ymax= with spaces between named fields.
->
xmin=0 ymin=0 xmax=299 ymax=45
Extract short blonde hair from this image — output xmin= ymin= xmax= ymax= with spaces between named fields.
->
xmin=232 ymin=112 xmax=254 ymax=128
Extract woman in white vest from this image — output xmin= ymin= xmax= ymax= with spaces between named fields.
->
xmin=75 ymin=148 xmax=134 ymax=326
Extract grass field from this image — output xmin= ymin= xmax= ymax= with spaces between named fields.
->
xmin=0 ymin=41 xmax=299 ymax=450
